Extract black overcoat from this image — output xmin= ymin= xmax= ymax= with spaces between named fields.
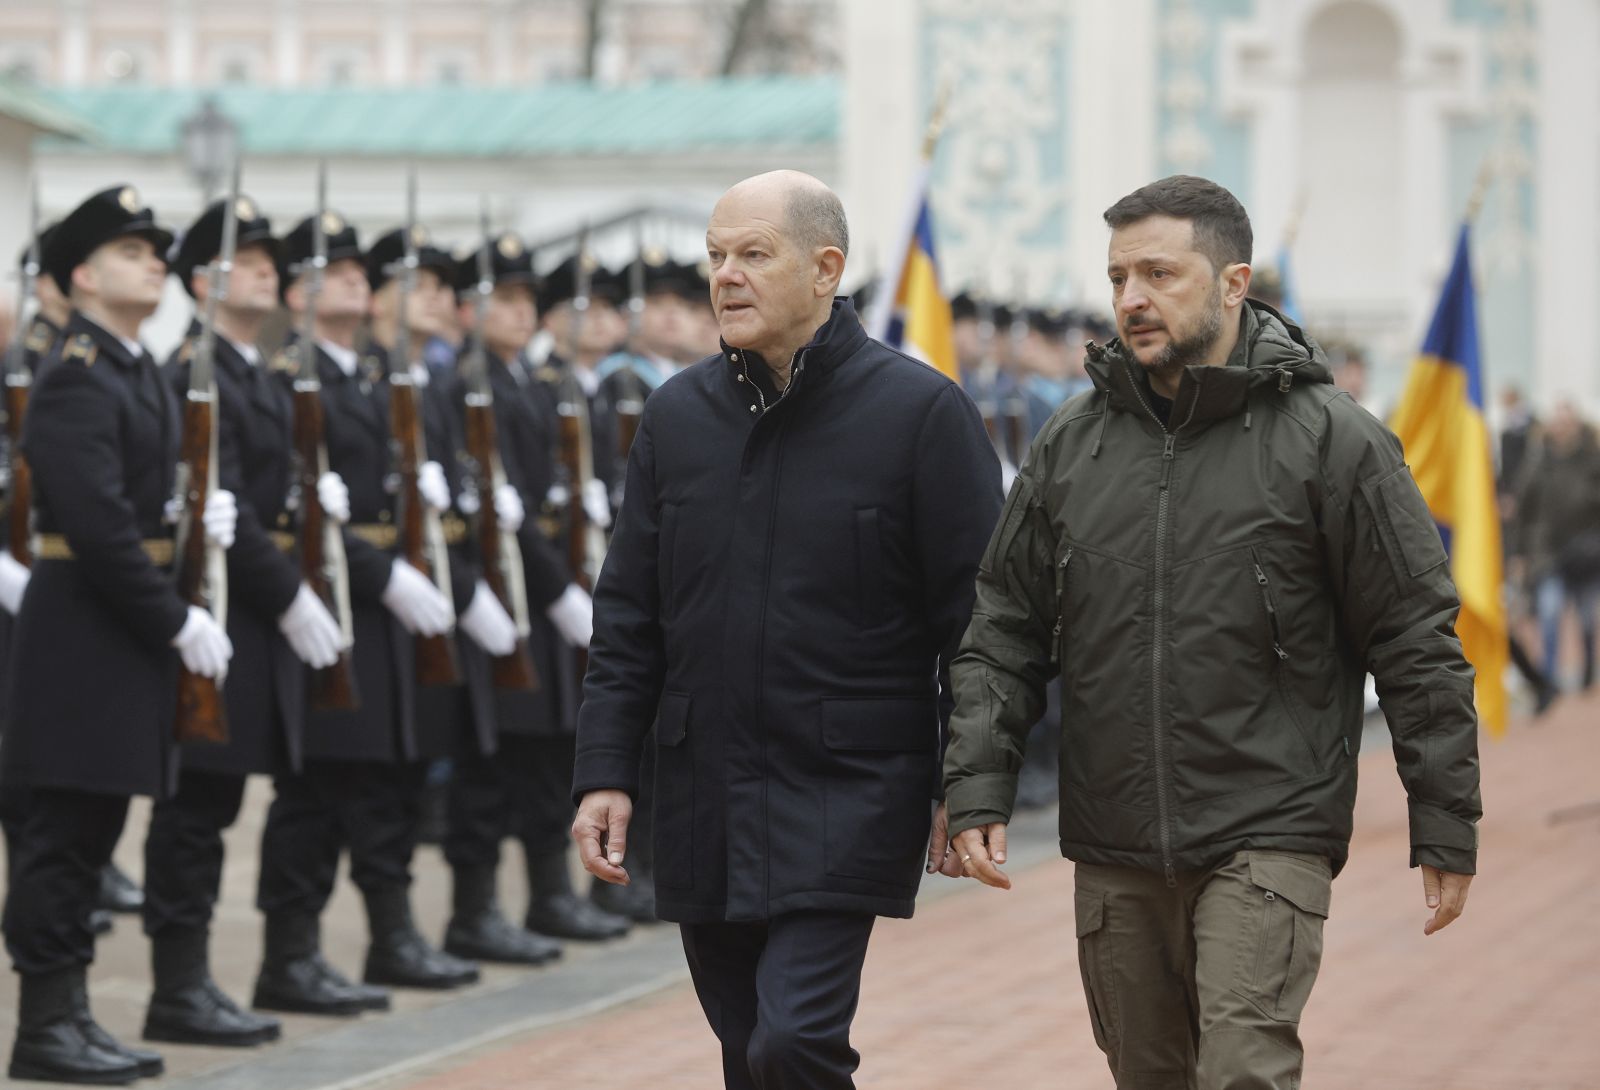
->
xmin=573 ymin=300 xmax=1002 ymax=922
xmin=167 ymin=329 xmax=306 ymax=775
xmin=2 ymin=313 xmax=186 ymax=798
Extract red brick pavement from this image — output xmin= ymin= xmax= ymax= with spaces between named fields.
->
xmin=391 ymin=692 xmax=1600 ymax=1090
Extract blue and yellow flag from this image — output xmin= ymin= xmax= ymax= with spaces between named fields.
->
xmin=1388 ymin=225 xmax=1507 ymax=734
xmin=868 ymin=167 xmax=958 ymax=381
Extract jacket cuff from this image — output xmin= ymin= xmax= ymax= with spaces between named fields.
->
xmin=944 ymin=772 xmax=1018 ymax=838
xmin=1407 ymin=799 xmax=1478 ymax=857
xmin=571 ymin=746 xmax=641 ymax=807
xmin=1410 ymin=844 xmax=1477 ymax=875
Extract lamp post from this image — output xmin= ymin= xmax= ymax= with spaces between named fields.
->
xmin=180 ymin=97 xmax=239 ymax=204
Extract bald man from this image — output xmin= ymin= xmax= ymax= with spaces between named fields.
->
xmin=571 ymin=172 xmax=1002 ymax=1088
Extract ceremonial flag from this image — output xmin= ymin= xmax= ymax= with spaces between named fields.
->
xmin=1387 ymin=224 xmax=1508 ymax=734
xmin=867 ymin=164 xmax=958 ymax=381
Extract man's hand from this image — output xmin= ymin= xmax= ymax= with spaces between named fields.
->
xmin=573 ymin=789 xmax=632 ymax=887
xmin=1421 ymin=865 xmax=1472 ymax=935
xmin=925 ymin=803 xmax=965 ymax=877
xmin=952 ymin=823 xmax=1011 ymax=890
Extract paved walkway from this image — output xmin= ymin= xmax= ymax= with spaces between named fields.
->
xmin=380 ymin=691 xmax=1600 ymax=1090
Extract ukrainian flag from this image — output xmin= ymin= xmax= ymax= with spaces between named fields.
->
xmin=1388 ymin=224 xmax=1508 ymax=734
xmin=868 ymin=167 xmax=958 ymax=381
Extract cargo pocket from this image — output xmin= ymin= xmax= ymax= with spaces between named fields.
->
xmin=821 ymin=696 xmax=937 ymax=887
xmin=652 ymin=691 xmax=694 ymax=890
xmin=1074 ymin=887 xmax=1117 ymax=1053
xmin=1366 ymin=467 xmax=1448 ymax=589
xmin=1230 ymin=852 xmax=1331 ymax=1023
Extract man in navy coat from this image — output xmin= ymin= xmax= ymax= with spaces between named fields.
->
xmin=572 ymin=171 xmax=1002 ymax=1089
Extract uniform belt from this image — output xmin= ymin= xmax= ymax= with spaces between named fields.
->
xmin=339 ymin=517 xmax=468 ymax=550
xmin=32 ymin=533 xmax=174 ymax=565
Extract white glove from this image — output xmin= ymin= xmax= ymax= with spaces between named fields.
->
xmin=546 ymin=583 xmax=593 ymax=649
xmin=202 ymin=489 xmax=237 ymax=549
xmin=171 ymin=605 xmax=233 ymax=679
xmin=277 ymin=583 xmax=344 ymax=668
xmin=0 ymin=551 xmax=29 ymax=616
xmin=381 ymin=557 xmax=455 ymax=636
xmin=418 ymin=461 xmax=450 ymax=513
xmin=582 ymin=477 xmax=612 ymax=529
xmin=494 ymin=483 xmax=525 ymax=534
xmin=317 ymin=472 xmax=350 ymax=525
xmin=459 ymin=580 xmax=518 ymax=656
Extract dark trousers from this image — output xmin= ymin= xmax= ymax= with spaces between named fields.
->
xmin=515 ymin=735 xmax=577 ymax=862
xmin=142 ymin=770 xmax=247 ymax=938
xmin=2 ymin=788 xmax=129 ymax=975
xmin=444 ymin=736 xmax=537 ymax=871
xmin=256 ymin=760 xmax=427 ymax=917
xmin=680 ymin=911 xmax=876 ymax=1090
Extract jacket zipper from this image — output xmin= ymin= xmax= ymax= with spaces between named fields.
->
xmin=1122 ymin=367 xmax=1179 ymax=888
xmin=1252 ymin=560 xmax=1288 ymax=661
xmin=1050 ymin=547 xmax=1075 ymax=666
xmin=1250 ymin=547 xmax=1324 ymax=771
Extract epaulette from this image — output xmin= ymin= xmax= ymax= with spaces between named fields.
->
xmin=269 ymin=349 xmax=297 ymax=374
xmin=24 ymin=321 xmax=53 ymax=354
xmin=62 ymin=333 xmax=97 ymax=367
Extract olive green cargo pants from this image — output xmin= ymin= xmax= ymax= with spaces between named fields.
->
xmin=1073 ymin=850 xmax=1333 ymax=1090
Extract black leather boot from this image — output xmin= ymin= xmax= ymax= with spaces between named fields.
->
xmin=589 ymin=851 xmax=659 ymax=924
xmin=66 ymin=975 xmax=162 ymax=1079
xmin=524 ymin=852 xmax=631 ymax=941
xmin=362 ymin=886 xmax=479 ymax=989
xmin=253 ymin=911 xmax=390 ymax=1016
xmin=8 ymin=968 xmax=143 ymax=1085
xmin=145 ymin=929 xmax=280 ymax=1046
xmin=444 ymin=866 xmax=562 ymax=966
xmin=95 ymin=865 xmax=142 ymax=916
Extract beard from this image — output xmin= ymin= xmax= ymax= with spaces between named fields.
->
xmin=1127 ymin=282 xmax=1224 ymax=390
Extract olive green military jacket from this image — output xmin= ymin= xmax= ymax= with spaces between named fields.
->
xmin=943 ymin=302 xmax=1482 ymax=878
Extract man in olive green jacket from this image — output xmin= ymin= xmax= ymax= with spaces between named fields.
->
xmin=938 ymin=176 xmax=1481 ymax=1089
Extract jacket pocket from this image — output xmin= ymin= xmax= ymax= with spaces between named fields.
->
xmin=820 ymin=696 xmax=938 ymax=886
xmin=1230 ymin=851 xmax=1331 ymax=1023
xmin=1050 ymin=547 xmax=1075 ymax=666
xmin=652 ymin=691 xmax=694 ymax=890
xmin=1249 ymin=549 xmax=1323 ymax=774
xmin=1365 ymin=466 xmax=1448 ymax=589
xmin=657 ymin=502 xmax=679 ymax=619
xmin=854 ymin=507 xmax=885 ymax=628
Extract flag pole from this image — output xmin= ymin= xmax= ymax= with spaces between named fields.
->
xmin=1464 ymin=157 xmax=1494 ymax=225
xmin=866 ymin=81 xmax=954 ymax=340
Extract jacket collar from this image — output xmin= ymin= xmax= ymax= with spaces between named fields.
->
xmin=1085 ymin=300 xmax=1334 ymax=430
xmin=68 ymin=311 xmax=145 ymax=370
xmin=718 ymin=297 xmax=869 ymax=388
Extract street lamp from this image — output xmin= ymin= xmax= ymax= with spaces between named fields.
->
xmin=180 ymin=97 xmax=239 ymax=204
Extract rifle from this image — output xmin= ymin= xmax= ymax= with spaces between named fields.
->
xmin=612 ymin=221 xmax=649 ymax=463
xmin=2 ymin=178 xmax=38 ymax=566
xmin=291 ymin=161 xmax=359 ymax=710
xmin=171 ymin=163 xmax=238 ymax=745
xmin=972 ymin=292 xmax=1004 ymax=462
xmin=388 ymin=170 xmax=460 ymax=687
xmin=554 ymin=229 xmax=608 ymax=685
xmin=460 ymin=201 xmax=537 ymax=691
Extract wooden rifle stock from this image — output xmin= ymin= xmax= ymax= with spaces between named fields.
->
xmin=1003 ymin=397 xmax=1030 ymax=469
xmin=173 ymin=392 xmax=228 ymax=745
xmin=554 ymin=398 xmax=605 ymax=687
xmin=4 ymin=381 xmax=30 ymax=565
xmin=390 ymin=380 xmax=461 ymax=687
xmin=462 ymin=397 xmax=538 ymax=690
xmin=614 ymin=370 xmax=646 ymax=464
xmin=292 ymin=380 xmax=360 ymax=710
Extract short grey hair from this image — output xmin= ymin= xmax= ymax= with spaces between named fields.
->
xmin=788 ymin=186 xmax=849 ymax=257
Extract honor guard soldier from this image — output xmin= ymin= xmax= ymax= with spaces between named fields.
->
xmin=0 ymin=185 xmax=239 ymax=1084
xmin=451 ymin=238 xmax=626 ymax=944
xmin=252 ymin=207 xmax=477 ymax=1016
xmin=536 ymin=255 xmax=627 ymax=506
xmin=366 ymin=224 xmax=558 ymax=964
xmin=141 ymin=194 xmax=347 ymax=1047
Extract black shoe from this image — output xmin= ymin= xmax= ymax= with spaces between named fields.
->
xmin=145 ymin=930 xmax=280 ymax=1047
xmin=96 ymin=865 xmax=142 ymax=916
xmin=1535 ymin=684 xmax=1561 ymax=717
xmin=9 ymin=969 xmax=144 ymax=1085
xmin=253 ymin=912 xmax=388 ymax=1016
xmin=363 ymin=886 xmax=479 ymax=989
xmin=88 ymin=910 xmax=113 ymax=937
xmin=524 ymin=853 xmax=631 ymax=942
xmin=589 ymin=865 xmax=659 ymax=925
xmin=444 ymin=867 xmax=562 ymax=966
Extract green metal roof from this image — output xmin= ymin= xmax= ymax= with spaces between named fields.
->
xmin=0 ymin=79 xmax=93 ymax=139
xmin=40 ymin=77 xmax=839 ymax=157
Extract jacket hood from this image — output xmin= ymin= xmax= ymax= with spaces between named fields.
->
xmin=1085 ymin=299 xmax=1334 ymax=429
